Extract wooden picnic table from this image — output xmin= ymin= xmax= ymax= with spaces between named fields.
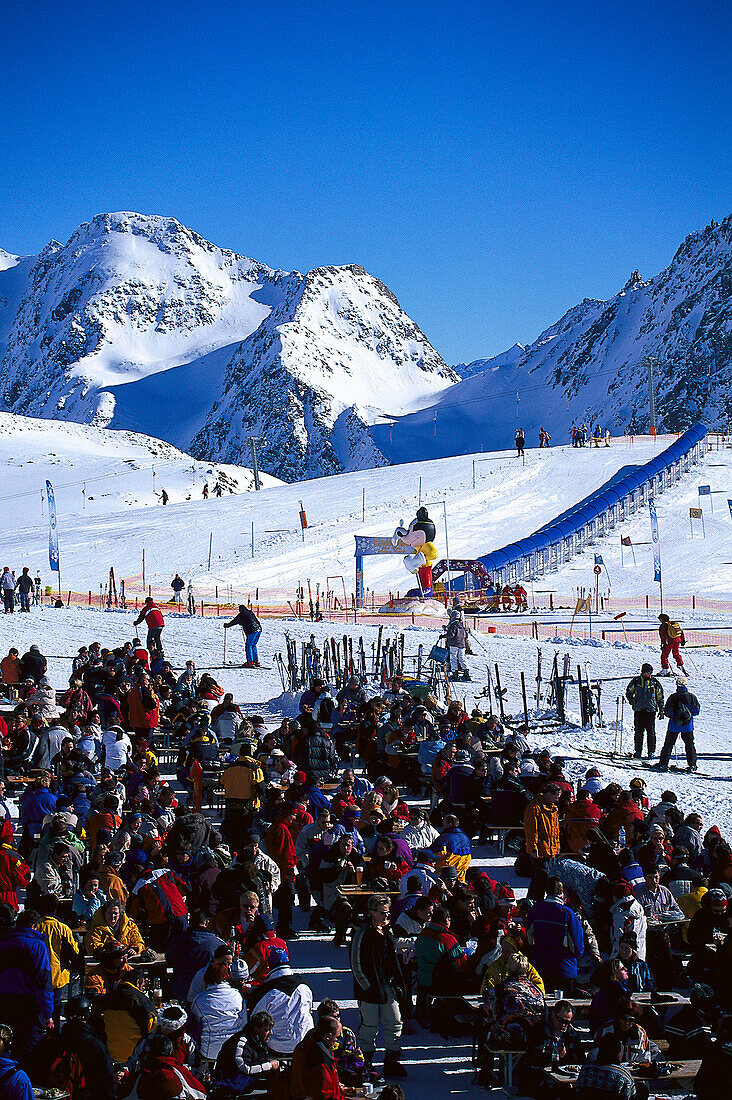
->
xmin=544 ymin=992 xmax=686 ymax=1013
xmin=475 ymin=805 xmax=525 ymax=854
xmin=482 ymin=1046 xmax=525 ymax=1089
xmin=545 ymin=1056 xmax=700 ymax=1088
xmin=338 ymin=885 xmax=402 ymax=904
xmin=85 ymin=950 xmax=167 ymax=973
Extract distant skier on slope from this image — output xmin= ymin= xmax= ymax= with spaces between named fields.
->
xmin=224 ymin=604 xmax=262 ymax=668
xmin=515 ymin=428 xmax=525 ymax=457
xmin=658 ymin=614 xmax=686 ymax=674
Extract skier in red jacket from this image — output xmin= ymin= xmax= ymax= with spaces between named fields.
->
xmin=133 ymin=598 xmax=165 ymax=657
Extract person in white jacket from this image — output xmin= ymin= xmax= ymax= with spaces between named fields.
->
xmin=609 ymin=883 xmax=648 ymax=960
xmin=102 ymin=725 xmax=132 ymax=771
xmin=400 ymin=806 xmax=439 ymax=852
xmin=190 ymin=960 xmax=248 ymax=1060
xmin=246 ymin=954 xmax=314 ymax=1056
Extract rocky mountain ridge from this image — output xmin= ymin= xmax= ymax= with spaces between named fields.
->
xmin=0 ymin=212 xmax=455 ymax=479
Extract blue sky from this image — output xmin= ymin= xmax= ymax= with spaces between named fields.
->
xmin=2 ymin=0 xmax=729 ymax=364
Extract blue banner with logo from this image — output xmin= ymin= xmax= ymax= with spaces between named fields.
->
xmin=728 ymin=499 xmax=732 ymax=520
xmin=46 ymin=480 xmax=59 ymax=572
xmin=649 ymin=497 xmax=661 ymax=583
xmin=354 ymin=535 xmax=404 ymax=557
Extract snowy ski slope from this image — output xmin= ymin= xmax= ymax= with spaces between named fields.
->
xmin=0 ymin=426 xmax=703 ymax=596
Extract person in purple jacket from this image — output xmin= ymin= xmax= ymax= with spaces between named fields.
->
xmin=526 ymin=877 xmax=584 ymax=993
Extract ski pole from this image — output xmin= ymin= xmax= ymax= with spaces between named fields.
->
xmin=614 ymin=697 xmax=620 ymax=755
xmin=619 ymin=697 xmax=624 ymax=755
xmin=223 ymin=626 xmax=227 ymax=668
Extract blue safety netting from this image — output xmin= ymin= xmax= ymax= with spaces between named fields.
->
xmin=456 ymin=425 xmax=707 ymax=585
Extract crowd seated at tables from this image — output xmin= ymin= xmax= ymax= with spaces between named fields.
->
xmin=0 ymin=624 xmax=729 ymax=1100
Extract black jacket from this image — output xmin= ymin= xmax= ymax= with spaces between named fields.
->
xmin=215 ymin=1026 xmax=273 ymax=1083
xmin=61 ymin=1017 xmax=117 ymax=1100
xmin=20 ymin=649 xmax=47 ymax=684
xmin=350 ymin=922 xmax=404 ymax=1004
xmin=298 ymin=731 xmax=338 ymax=784
xmin=226 ymin=607 xmax=261 ymax=635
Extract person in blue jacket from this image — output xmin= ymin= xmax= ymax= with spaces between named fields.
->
xmin=18 ymin=772 xmax=57 ymax=857
xmin=657 ymin=677 xmax=700 ymax=773
xmin=0 ymin=905 xmax=54 ymax=1063
xmin=0 ymin=1024 xmax=33 ymax=1100
xmin=526 ymin=877 xmax=585 ymax=992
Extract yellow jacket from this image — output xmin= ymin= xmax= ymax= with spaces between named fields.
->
xmin=98 ymin=869 xmax=129 ymax=905
xmin=38 ymin=916 xmax=80 ymax=989
xmin=481 ymin=955 xmax=545 ymax=994
xmin=524 ymin=798 xmax=560 ymax=858
xmin=222 ymin=756 xmax=264 ymax=806
xmin=679 ymin=884 xmax=707 ymax=942
xmin=84 ymin=909 xmax=145 ymax=957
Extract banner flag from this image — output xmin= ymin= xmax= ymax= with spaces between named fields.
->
xmin=698 ymin=484 xmax=711 ymax=496
xmin=594 ymin=553 xmax=604 ymax=565
xmin=689 ymin=507 xmax=703 ymax=519
xmin=354 ymin=535 xmax=405 ymax=557
xmin=46 ymin=480 xmax=59 ymax=572
xmin=574 ymin=596 xmax=591 ymax=613
xmin=621 ymin=536 xmax=632 ymax=546
xmin=649 ymin=497 xmax=661 ymax=583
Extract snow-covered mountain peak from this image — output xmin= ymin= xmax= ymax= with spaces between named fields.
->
xmin=0 ymin=249 xmax=20 ymax=273
xmin=377 ymin=212 xmax=732 ymax=461
xmin=0 ymin=213 xmax=456 ymax=480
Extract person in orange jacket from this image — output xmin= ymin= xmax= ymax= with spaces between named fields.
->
xmin=524 ymin=784 xmax=561 ymax=900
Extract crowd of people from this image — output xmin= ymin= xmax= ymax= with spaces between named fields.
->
xmin=0 ymin=614 xmax=728 ymax=1100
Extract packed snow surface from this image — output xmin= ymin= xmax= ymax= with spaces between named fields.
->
xmin=0 ymin=421 xmax=708 ymax=596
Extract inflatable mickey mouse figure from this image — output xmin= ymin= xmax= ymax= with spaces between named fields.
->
xmin=391 ymin=506 xmax=439 ymax=597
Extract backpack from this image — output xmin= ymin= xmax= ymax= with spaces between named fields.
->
xmin=315 ymin=696 xmax=335 ymax=727
xmin=674 ymin=698 xmax=692 ymax=726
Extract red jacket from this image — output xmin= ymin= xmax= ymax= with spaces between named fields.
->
xmin=602 ymin=800 xmax=645 ymax=843
xmin=432 ymin=756 xmax=452 ymax=791
xmin=290 ymin=1031 xmax=345 ymax=1100
xmin=141 ymin=604 xmax=165 ymax=629
xmin=130 ymin=646 xmax=150 ymax=669
xmin=128 ymin=683 xmax=160 ymax=730
xmin=266 ymin=820 xmax=297 ymax=881
xmin=330 ymin=792 xmax=357 ymax=819
xmin=134 ymin=1055 xmax=205 ymax=1099
xmin=130 ymin=868 xmax=188 ymax=925
xmin=0 ymin=822 xmax=30 ymax=909
xmin=563 ymin=797 xmax=602 ymax=853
